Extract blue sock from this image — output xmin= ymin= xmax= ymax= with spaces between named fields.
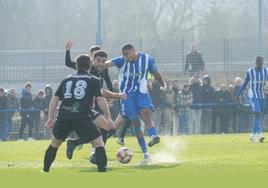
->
xmin=148 ymin=127 xmax=157 ymax=137
xmin=137 ymin=136 xmax=148 ymax=154
xmin=134 ymin=127 xmax=148 ymax=154
xmin=254 ymin=115 xmax=261 ymax=134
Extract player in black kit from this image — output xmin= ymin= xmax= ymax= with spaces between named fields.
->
xmin=43 ymin=54 xmax=114 ymax=172
xmin=65 ymin=41 xmax=126 ymax=164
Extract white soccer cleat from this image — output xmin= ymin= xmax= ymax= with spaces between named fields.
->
xmin=140 ymin=154 xmax=151 ymax=166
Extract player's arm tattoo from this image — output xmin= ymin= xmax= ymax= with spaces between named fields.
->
xmin=153 ymin=71 xmax=165 ymax=87
xmin=48 ymin=96 xmax=60 ymax=120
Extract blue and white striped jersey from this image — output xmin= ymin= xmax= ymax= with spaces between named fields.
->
xmin=112 ymin=52 xmax=158 ymax=94
xmin=237 ymin=67 xmax=268 ymax=99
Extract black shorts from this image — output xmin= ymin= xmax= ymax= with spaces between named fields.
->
xmin=52 ymin=109 xmax=101 ymax=141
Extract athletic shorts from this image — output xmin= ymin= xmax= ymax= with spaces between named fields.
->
xmin=52 ymin=109 xmax=101 ymax=141
xmin=250 ymin=97 xmax=265 ymax=113
xmin=121 ymin=92 xmax=154 ymax=120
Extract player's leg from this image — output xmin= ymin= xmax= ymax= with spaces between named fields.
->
xmin=43 ymin=136 xmax=63 ymax=172
xmin=117 ymin=119 xmax=131 ymax=146
xmin=66 ymin=112 xmax=112 ymax=160
xmin=90 ymin=136 xmax=107 ymax=172
xmin=75 ymin=120 xmax=107 ymax=172
xmin=137 ymin=93 xmax=160 ymax=147
xmin=132 ymin=118 xmax=150 ymax=165
xmin=250 ymin=97 xmax=264 ymax=142
xmin=121 ymin=93 xmax=150 ymax=163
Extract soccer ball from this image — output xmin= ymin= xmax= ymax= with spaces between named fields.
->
xmin=116 ymin=147 xmax=133 ymax=164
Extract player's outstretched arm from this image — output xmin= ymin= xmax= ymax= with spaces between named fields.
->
xmin=45 ymin=96 xmax=60 ymax=128
xmin=102 ymin=60 xmax=115 ymax=70
xmin=102 ymin=89 xmax=127 ymax=100
xmin=153 ymin=71 xmax=165 ymax=88
xmin=65 ymin=40 xmax=77 ymax=70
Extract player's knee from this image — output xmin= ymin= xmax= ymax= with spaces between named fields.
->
xmin=51 ymin=137 xmax=63 ymax=148
xmin=91 ymin=136 xmax=104 ymax=148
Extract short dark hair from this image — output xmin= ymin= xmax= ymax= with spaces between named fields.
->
xmin=94 ymin=50 xmax=107 ymax=59
xmin=121 ymin=43 xmax=135 ymax=51
xmin=75 ymin=54 xmax=91 ymax=71
xmin=90 ymin=45 xmax=101 ymax=54
xmin=255 ymin=56 xmax=264 ymax=62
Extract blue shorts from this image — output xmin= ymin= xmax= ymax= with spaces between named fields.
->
xmin=121 ymin=92 xmax=154 ymax=120
xmin=250 ymin=97 xmax=265 ymax=113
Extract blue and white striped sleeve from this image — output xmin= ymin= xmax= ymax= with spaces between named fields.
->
xmin=148 ymin=57 xmax=158 ymax=74
xmin=112 ymin=56 xmax=124 ymax=68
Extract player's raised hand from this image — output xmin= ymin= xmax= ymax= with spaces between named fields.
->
xmin=66 ymin=40 xmax=73 ymax=50
xmin=45 ymin=119 xmax=55 ymax=129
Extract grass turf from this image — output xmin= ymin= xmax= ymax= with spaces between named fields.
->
xmin=0 ymin=134 xmax=268 ymax=188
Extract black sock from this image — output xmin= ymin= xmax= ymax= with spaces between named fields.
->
xmin=95 ymin=147 xmax=107 ymax=172
xmin=100 ymin=129 xmax=108 ymax=144
xmin=43 ymin=145 xmax=58 ymax=172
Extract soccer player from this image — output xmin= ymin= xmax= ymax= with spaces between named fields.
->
xmin=43 ymin=54 xmax=114 ymax=172
xmin=103 ymin=43 xmax=165 ymax=164
xmin=64 ymin=44 xmax=126 ymax=163
xmin=236 ymin=56 xmax=267 ymax=142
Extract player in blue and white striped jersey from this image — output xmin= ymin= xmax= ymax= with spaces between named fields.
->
xmin=103 ymin=44 xmax=165 ymax=165
xmin=236 ymin=56 xmax=267 ymax=142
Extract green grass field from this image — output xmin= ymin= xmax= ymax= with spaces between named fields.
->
xmin=1 ymin=134 xmax=268 ymax=188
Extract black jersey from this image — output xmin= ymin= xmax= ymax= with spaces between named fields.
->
xmin=55 ymin=71 xmax=102 ymax=118
xmin=65 ymin=50 xmax=113 ymax=91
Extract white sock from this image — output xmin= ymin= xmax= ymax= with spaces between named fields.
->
xmin=144 ymin=152 xmax=150 ymax=158
xmin=259 ymin=133 xmax=264 ymax=139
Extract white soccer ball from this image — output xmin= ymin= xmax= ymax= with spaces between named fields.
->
xmin=116 ymin=147 xmax=133 ymax=164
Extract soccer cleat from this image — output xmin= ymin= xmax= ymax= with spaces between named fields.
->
xmin=117 ymin=138 xmax=125 ymax=146
xmin=148 ymin=135 xmax=160 ymax=147
xmin=89 ymin=153 xmax=97 ymax=165
xmin=66 ymin=139 xmax=76 ymax=160
xmin=259 ymin=137 xmax=265 ymax=143
xmin=140 ymin=155 xmax=151 ymax=166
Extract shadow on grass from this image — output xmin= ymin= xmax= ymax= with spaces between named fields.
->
xmin=78 ymin=163 xmax=182 ymax=173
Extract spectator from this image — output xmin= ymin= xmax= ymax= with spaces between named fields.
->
xmin=212 ymin=84 xmax=234 ymax=134
xmin=33 ymin=90 xmax=46 ymax=139
xmin=176 ymin=84 xmax=193 ymax=135
xmin=201 ymin=75 xmax=216 ymax=134
xmin=0 ymin=88 xmax=8 ymax=141
xmin=189 ymin=75 xmax=203 ymax=134
xmin=161 ymin=81 xmax=176 ymax=135
xmin=7 ymin=88 xmax=20 ymax=139
xmin=19 ymin=82 xmax=34 ymax=141
xmin=233 ymin=78 xmax=250 ymax=133
xmin=185 ymin=43 xmax=205 ymax=76
xmin=149 ymin=78 xmax=164 ymax=133
xmin=44 ymin=85 xmax=53 ymax=139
